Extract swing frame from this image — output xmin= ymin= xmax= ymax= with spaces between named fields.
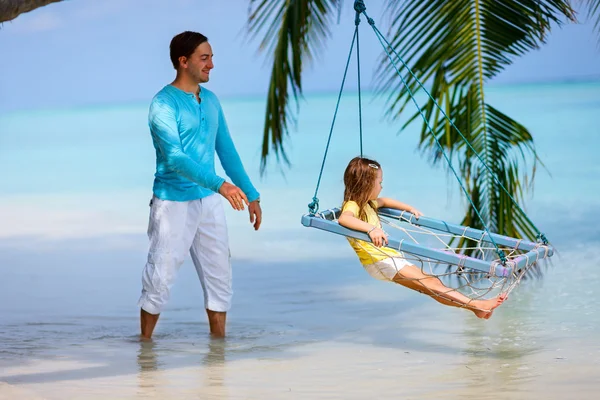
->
xmin=302 ymin=208 xmax=554 ymax=278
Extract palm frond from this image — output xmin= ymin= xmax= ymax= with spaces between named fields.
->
xmin=376 ymin=0 xmax=573 ymax=246
xmin=379 ymin=0 xmax=574 ymax=114
xmin=582 ymin=0 xmax=600 ymax=43
xmin=247 ymin=0 xmax=341 ymax=173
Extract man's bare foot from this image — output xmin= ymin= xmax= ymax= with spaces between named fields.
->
xmin=471 ymin=294 xmax=507 ymax=319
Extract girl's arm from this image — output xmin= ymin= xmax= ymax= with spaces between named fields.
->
xmin=376 ymin=198 xmax=423 ymax=218
xmin=338 ymin=210 xmax=389 ymax=247
xmin=338 ymin=211 xmax=374 ymax=232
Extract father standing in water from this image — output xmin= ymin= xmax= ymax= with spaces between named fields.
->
xmin=138 ymin=31 xmax=262 ymax=339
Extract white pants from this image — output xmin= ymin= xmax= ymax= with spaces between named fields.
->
xmin=138 ymin=194 xmax=232 ymax=314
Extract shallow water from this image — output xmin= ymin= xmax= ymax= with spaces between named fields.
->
xmin=1 ymin=82 xmax=599 ymax=398
xmin=0 ymin=239 xmax=598 ymax=399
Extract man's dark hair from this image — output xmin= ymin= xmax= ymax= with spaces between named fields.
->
xmin=169 ymin=31 xmax=208 ymax=69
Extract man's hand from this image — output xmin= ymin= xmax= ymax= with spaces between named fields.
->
xmin=218 ymin=182 xmax=249 ymax=211
xmin=248 ymin=200 xmax=262 ymax=231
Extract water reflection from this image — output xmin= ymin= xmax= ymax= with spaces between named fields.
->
xmin=137 ymin=340 xmax=159 ymax=373
xmin=135 ymin=338 xmax=229 ymax=399
xmin=455 ymin=291 xmax=545 ymax=398
xmin=201 ymin=339 xmax=227 ymax=393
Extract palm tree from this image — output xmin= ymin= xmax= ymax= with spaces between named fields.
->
xmin=247 ymin=0 xmax=580 ymax=248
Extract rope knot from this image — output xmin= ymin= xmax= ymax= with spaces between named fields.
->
xmin=308 ymin=197 xmax=319 ymax=215
xmin=367 ymin=17 xmax=375 ymax=26
xmin=537 ymin=232 xmax=548 ymax=245
xmin=353 ymin=0 xmax=366 ymax=14
xmin=497 ymin=249 xmax=507 ymax=266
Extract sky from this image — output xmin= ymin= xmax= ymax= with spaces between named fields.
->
xmin=0 ymin=0 xmax=599 ymax=113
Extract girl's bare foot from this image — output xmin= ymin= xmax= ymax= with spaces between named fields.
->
xmin=473 ymin=309 xmax=491 ymax=319
xmin=471 ymin=294 xmax=507 ymax=319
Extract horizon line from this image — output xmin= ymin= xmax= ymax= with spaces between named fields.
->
xmin=1 ymin=75 xmax=599 ymax=117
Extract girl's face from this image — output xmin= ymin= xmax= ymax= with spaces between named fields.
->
xmin=369 ymin=168 xmax=383 ymax=200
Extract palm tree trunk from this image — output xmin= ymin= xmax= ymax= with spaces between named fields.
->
xmin=0 ymin=0 xmax=63 ymax=23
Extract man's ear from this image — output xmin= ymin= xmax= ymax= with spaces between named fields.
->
xmin=178 ymin=56 xmax=187 ymax=68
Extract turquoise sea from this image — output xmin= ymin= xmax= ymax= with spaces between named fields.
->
xmin=0 ymin=81 xmax=599 ymax=399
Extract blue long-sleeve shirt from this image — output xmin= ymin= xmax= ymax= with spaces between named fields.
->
xmin=148 ymin=85 xmax=259 ymax=202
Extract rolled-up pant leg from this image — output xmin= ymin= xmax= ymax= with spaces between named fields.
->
xmin=190 ymin=194 xmax=232 ymax=312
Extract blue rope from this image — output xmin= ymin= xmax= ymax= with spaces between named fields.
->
xmin=354 ymin=7 xmax=507 ymax=262
xmin=308 ymin=27 xmax=359 ymax=215
xmin=355 ymin=2 xmax=364 ymax=157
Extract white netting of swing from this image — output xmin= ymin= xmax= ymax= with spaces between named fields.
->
xmin=338 ymin=211 xmax=547 ymax=303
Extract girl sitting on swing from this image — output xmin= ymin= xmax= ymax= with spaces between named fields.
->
xmin=338 ymin=156 xmax=506 ymax=319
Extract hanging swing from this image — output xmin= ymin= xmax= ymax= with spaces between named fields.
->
xmin=301 ymin=0 xmax=554 ymax=298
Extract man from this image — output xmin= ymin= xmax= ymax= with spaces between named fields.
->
xmin=138 ymin=31 xmax=262 ymax=339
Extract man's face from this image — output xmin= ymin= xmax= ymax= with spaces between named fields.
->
xmin=180 ymin=41 xmax=214 ymax=83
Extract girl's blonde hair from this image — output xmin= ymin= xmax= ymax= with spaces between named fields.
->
xmin=343 ymin=156 xmax=381 ymax=221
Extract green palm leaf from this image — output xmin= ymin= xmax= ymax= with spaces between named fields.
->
xmin=247 ymin=0 xmax=341 ymax=173
xmin=247 ymin=0 xmax=576 ymax=253
xmin=377 ymin=0 xmax=574 ymax=249
xmin=582 ymin=0 xmax=600 ymax=42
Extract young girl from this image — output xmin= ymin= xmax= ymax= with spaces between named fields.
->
xmin=338 ymin=157 xmax=506 ymax=319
